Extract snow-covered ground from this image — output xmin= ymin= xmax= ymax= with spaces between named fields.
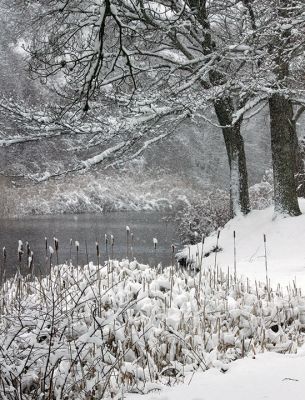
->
xmin=153 ymin=199 xmax=305 ymax=400
xmin=128 ymin=346 xmax=305 ymax=400
xmin=183 ymin=198 xmax=305 ymax=292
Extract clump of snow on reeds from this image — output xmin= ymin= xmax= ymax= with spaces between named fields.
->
xmin=0 ymin=260 xmax=304 ymax=399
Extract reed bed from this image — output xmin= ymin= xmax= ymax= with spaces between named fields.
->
xmin=0 ymin=255 xmax=304 ymax=399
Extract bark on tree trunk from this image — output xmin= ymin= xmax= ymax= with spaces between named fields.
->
xmin=214 ymin=98 xmax=250 ymax=218
xmin=291 ymin=110 xmax=305 ymax=198
xmin=269 ymin=94 xmax=301 ymax=215
xmin=187 ymin=1 xmax=250 ymax=218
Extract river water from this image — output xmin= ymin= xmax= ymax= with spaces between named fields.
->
xmin=0 ymin=212 xmax=180 ymax=278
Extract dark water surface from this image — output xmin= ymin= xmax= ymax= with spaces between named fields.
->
xmin=0 ymin=212 xmax=180 ymax=278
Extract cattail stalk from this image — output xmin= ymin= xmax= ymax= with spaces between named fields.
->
xmin=111 ymin=235 xmax=114 ymax=260
xmin=45 ymin=237 xmax=48 ymax=257
xmin=169 ymin=244 xmax=175 ymax=308
xmin=126 ymin=226 xmax=130 ymax=259
xmin=263 ymin=234 xmax=269 ymax=299
xmin=233 ymin=230 xmax=237 ymax=283
xmin=85 ymin=240 xmax=89 ymax=266
xmin=75 ymin=241 xmax=79 ymax=281
xmin=105 ymin=234 xmax=110 ymax=288
xmin=130 ymin=233 xmax=134 ymax=259
xmin=96 ymin=241 xmax=100 ymax=268
xmin=54 ymin=238 xmax=59 ymax=265
xmin=153 ymin=238 xmax=158 ymax=270
xmin=214 ymin=230 xmax=220 ymax=270
xmin=69 ymin=239 xmax=73 ymax=263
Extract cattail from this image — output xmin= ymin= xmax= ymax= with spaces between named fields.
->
xmin=28 ymin=251 xmax=34 ymax=270
xmin=233 ymin=230 xmax=237 ymax=283
xmin=170 ymin=244 xmax=175 ymax=307
xmin=105 ymin=234 xmax=109 ymax=262
xmin=85 ymin=240 xmax=89 ymax=266
xmin=214 ymin=230 xmax=220 ymax=269
xmin=69 ymin=238 xmax=73 ymax=261
xmin=2 ymin=247 xmax=6 ymax=286
xmin=75 ymin=241 xmax=79 ymax=267
xmin=199 ymin=236 xmax=205 ymax=294
xmin=171 ymin=244 xmax=175 ymax=266
xmin=54 ymin=237 xmax=59 ymax=264
xmin=131 ymin=232 xmax=134 ymax=258
xmin=49 ymin=246 xmax=54 ymax=271
xmin=153 ymin=238 xmax=158 ymax=271
xmin=26 ymin=241 xmax=30 ymax=257
xmin=18 ymin=240 xmax=23 ymax=263
xmin=45 ymin=237 xmax=48 ymax=257
xmin=111 ymin=235 xmax=114 ymax=259
xmin=199 ymin=234 xmax=205 ymax=269
xmin=96 ymin=241 xmax=100 ymax=267
xmin=126 ymin=226 xmax=130 ymax=258
xmin=264 ymin=234 xmax=269 ymax=298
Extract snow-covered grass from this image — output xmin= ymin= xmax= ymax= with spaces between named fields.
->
xmin=0 ymin=255 xmax=305 ymax=399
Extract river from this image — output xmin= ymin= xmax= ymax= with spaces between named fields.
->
xmin=0 ymin=211 xmax=180 ymax=278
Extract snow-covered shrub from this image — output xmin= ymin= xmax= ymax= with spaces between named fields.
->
xmin=249 ymin=169 xmax=274 ymax=210
xmin=178 ymin=171 xmax=275 ymax=245
xmin=176 ymin=189 xmax=230 ymax=244
xmin=1 ymin=170 xmax=201 ymax=217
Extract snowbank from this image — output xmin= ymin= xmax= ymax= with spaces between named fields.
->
xmin=184 ymin=199 xmax=305 ymax=291
xmin=128 ymin=345 xmax=305 ymax=400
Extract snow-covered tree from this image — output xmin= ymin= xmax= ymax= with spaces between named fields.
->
xmin=19 ymin=0 xmax=257 ymax=217
xmin=3 ymin=0 xmax=305 ymax=218
xmin=236 ymin=0 xmax=305 ymax=215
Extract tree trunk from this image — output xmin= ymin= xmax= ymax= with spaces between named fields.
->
xmin=214 ymin=98 xmax=250 ymax=218
xmin=186 ymin=1 xmax=250 ymax=218
xmin=292 ymin=108 xmax=305 ymax=198
xmin=269 ymin=94 xmax=301 ymax=215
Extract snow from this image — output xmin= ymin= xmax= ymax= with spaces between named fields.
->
xmin=140 ymin=199 xmax=305 ymax=400
xmin=182 ymin=198 xmax=305 ymax=292
xmin=1 ymin=255 xmax=304 ymax=399
xmin=128 ymin=346 xmax=305 ymax=400
xmin=2 ymin=202 xmax=305 ymax=398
